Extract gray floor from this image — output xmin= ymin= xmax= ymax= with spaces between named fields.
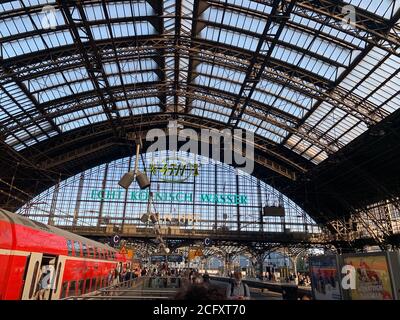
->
xmin=211 ymin=280 xmax=283 ymax=300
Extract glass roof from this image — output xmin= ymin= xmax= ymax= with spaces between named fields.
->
xmin=0 ymin=0 xmax=399 ymax=167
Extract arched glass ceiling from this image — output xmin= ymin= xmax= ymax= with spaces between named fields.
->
xmin=0 ymin=0 xmax=400 ymax=165
xmin=18 ymin=150 xmax=320 ymax=233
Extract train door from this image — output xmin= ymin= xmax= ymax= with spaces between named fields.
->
xmin=21 ymin=253 xmax=63 ymax=300
xmin=50 ymin=256 xmax=66 ymax=300
xmin=21 ymin=252 xmax=42 ymax=300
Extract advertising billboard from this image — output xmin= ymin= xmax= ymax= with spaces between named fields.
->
xmin=150 ymin=255 xmax=166 ymax=263
xmin=342 ymin=253 xmax=394 ymax=300
xmin=309 ymin=255 xmax=342 ymax=300
xmin=167 ymin=255 xmax=183 ymax=263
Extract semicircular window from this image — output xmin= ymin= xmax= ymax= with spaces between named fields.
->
xmin=18 ymin=151 xmax=320 ymax=234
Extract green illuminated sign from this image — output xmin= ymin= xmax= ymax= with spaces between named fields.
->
xmin=89 ymin=189 xmax=247 ymax=205
xmin=145 ymin=156 xmax=200 ymax=183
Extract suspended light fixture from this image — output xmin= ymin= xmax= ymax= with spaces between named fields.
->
xmin=136 ymin=170 xmax=150 ymax=189
xmin=140 ymin=213 xmax=149 ymax=223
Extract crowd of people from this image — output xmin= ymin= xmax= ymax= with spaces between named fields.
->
xmin=263 ymin=271 xmax=311 ymax=286
xmin=105 ymin=262 xmax=313 ymax=300
xmin=105 ymin=262 xmax=251 ymax=300
xmin=106 ymin=262 xmax=143 ymax=287
xmin=174 ymin=271 xmax=250 ymax=300
xmin=297 ymin=273 xmax=311 ymax=286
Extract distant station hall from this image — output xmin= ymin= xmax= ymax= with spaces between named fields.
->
xmin=1 ymin=0 xmax=400 ymax=302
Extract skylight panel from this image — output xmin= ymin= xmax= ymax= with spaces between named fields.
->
xmin=32 ymin=8 xmax=65 ymax=30
xmin=340 ymin=47 xmax=400 ymax=116
xmin=59 ymin=117 xmax=90 ymax=133
xmin=190 ymin=108 xmax=229 ymax=123
xmin=337 ymin=121 xmax=368 ymax=145
xmin=204 ymin=7 xmax=266 ymax=34
xmin=84 ymin=3 xmax=105 ymax=20
xmin=271 ymin=45 xmax=302 ymax=66
xmin=0 ymin=1 xmax=22 ymax=12
xmin=237 ymin=120 xmax=258 ymax=133
xmin=279 ymin=27 xmax=314 ymax=49
xmin=345 ymin=0 xmax=399 ymax=19
xmin=256 ymin=127 xmax=284 ymax=144
xmin=252 ymin=90 xmax=305 ymax=118
xmin=202 ymin=110 xmax=229 ymax=123
xmin=86 ymin=112 xmax=108 ymax=124
xmin=2 ymin=30 xmax=74 ymax=59
xmin=0 ymin=83 xmax=35 ymax=118
xmin=42 ymin=30 xmax=74 ymax=47
xmin=309 ymin=38 xmax=352 ymax=66
xmin=292 ymin=138 xmax=312 ymax=154
xmin=0 ymin=1 xmax=56 ymax=15
xmin=54 ymin=110 xmax=88 ymax=126
xmin=297 ymin=55 xmax=337 ymax=81
xmin=242 ymin=113 xmax=261 ymax=127
xmin=0 ymin=15 xmax=34 ymax=37
xmin=191 ymin=100 xmax=232 ymax=116
xmin=5 ymin=134 xmax=21 ymax=147
xmin=200 ymin=26 xmax=258 ymax=51
xmin=258 ymin=120 xmax=288 ymax=137
xmin=37 ymin=85 xmax=73 ymax=103
xmin=256 ymin=80 xmax=315 ymax=110
xmin=27 ymin=67 xmax=88 ymax=91
xmin=216 ymin=0 xmax=272 ymax=15
xmin=2 ymin=35 xmax=45 ymax=58
xmin=126 ymin=96 xmax=160 ymax=107
xmin=131 ymin=105 xmax=160 ymax=115
xmin=196 ymin=63 xmax=246 ymax=83
xmin=305 ymin=102 xmax=333 ymax=127
xmin=303 ymin=145 xmax=323 ymax=160
xmin=290 ymin=12 xmax=365 ymax=48
xmin=194 ymin=74 xmax=241 ymax=94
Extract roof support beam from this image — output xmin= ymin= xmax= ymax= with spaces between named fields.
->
xmin=59 ymin=0 xmax=123 ymax=138
xmin=225 ymin=0 xmax=295 ymax=127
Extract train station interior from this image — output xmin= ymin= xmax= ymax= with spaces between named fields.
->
xmin=1 ymin=0 xmax=400 ymax=304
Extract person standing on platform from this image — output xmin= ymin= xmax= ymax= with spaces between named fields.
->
xmin=226 ymin=271 xmax=250 ymax=300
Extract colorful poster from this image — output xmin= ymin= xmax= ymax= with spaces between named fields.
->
xmin=343 ymin=254 xmax=393 ymax=300
xmin=309 ymin=256 xmax=341 ymax=300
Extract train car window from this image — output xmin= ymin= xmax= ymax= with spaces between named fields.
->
xmin=94 ymin=247 xmax=99 ymax=259
xmin=67 ymin=240 xmax=73 ymax=256
xmin=68 ymin=281 xmax=76 ymax=297
xmin=108 ymin=250 xmax=111 ymax=260
xmin=82 ymin=243 xmax=88 ymax=257
xmin=78 ymin=280 xmax=84 ymax=295
xmin=28 ymin=261 xmax=40 ymax=299
xmin=60 ymin=282 xmax=68 ymax=299
xmin=88 ymin=246 xmax=94 ymax=258
xmin=74 ymin=241 xmax=81 ymax=257
xmin=85 ymin=279 xmax=91 ymax=293
xmin=54 ymin=262 xmax=62 ymax=293
xmin=91 ymin=278 xmax=96 ymax=292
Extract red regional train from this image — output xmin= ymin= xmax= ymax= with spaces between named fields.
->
xmin=0 ymin=208 xmax=128 ymax=300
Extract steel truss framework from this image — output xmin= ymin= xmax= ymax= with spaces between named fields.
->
xmin=107 ymin=237 xmax=331 ymax=276
xmin=1 ymin=0 xmax=400 ymax=248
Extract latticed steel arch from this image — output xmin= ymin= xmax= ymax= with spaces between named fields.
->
xmin=1 ymin=0 xmax=400 ymax=230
